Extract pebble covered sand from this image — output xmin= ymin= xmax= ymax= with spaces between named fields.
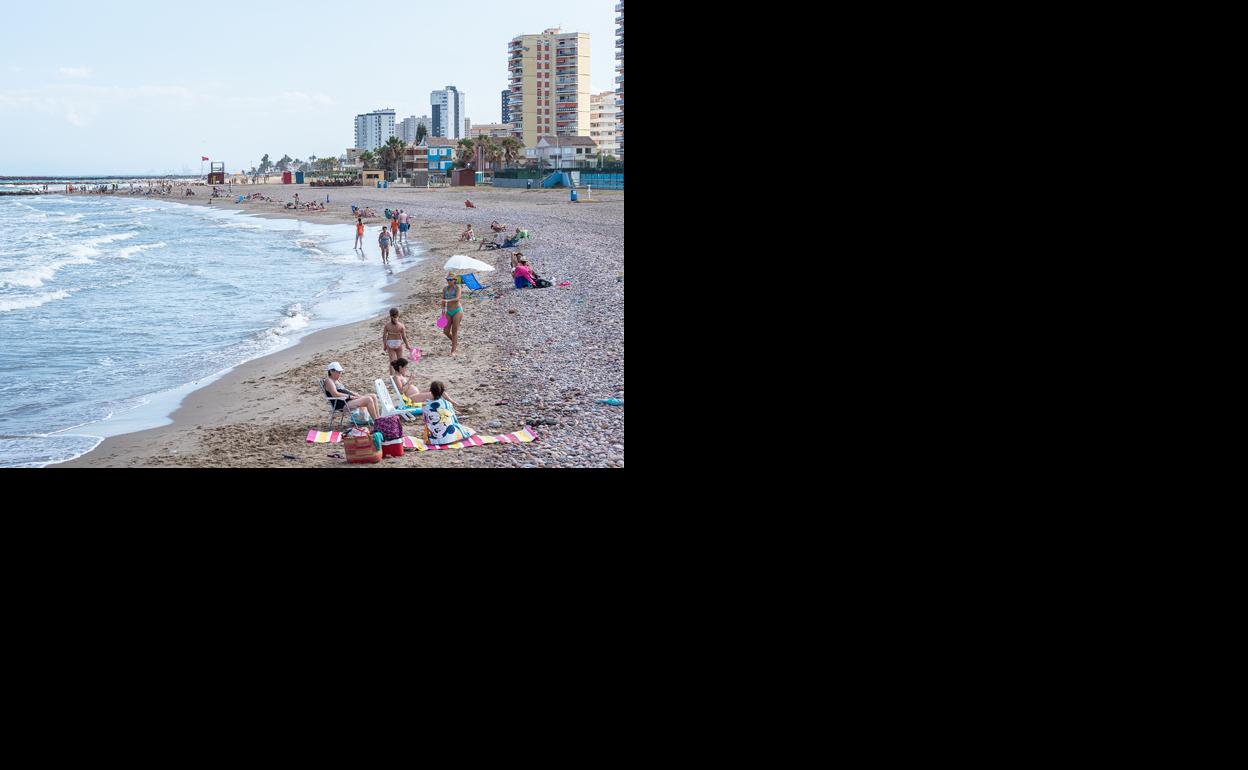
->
xmin=55 ymin=183 xmax=623 ymax=468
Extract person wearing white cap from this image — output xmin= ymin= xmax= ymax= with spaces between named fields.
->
xmin=322 ymin=361 xmax=379 ymax=421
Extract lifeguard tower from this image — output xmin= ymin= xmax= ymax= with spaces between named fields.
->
xmin=207 ymin=162 xmax=226 ymax=185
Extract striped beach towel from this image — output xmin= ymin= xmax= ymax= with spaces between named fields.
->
xmin=403 ymin=427 xmax=538 ymax=452
xmin=307 ymin=430 xmax=344 ymax=444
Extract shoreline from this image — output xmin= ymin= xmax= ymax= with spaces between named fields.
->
xmin=53 ymin=182 xmax=623 ymax=468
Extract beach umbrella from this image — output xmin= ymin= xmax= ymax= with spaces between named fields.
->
xmin=443 ymin=254 xmax=495 ymax=272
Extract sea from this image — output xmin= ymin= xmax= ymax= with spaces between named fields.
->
xmin=0 ymin=189 xmax=423 ymax=467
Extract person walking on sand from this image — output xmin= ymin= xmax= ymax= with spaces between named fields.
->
xmin=382 ymin=308 xmax=412 ymax=364
xmin=441 ymin=272 xmax=463 ymax=355
xmin=390 ymin=211 xmax=399 ymax=245
xmin=354 ymin=216 xmax=364 ymax=249
xmin=378 ymin=226 xmax=391 ymax=264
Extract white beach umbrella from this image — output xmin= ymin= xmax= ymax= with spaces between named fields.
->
xmin=443 ymin=254 xmax=496 ymax=272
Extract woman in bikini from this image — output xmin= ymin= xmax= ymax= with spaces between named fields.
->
xmin=441 ymin=272 xmax=463 ymax=355
xmin=382 ymin=308 xmax=411 ymax=364
xmin=390 ymin=213 xmax=400 ymax=250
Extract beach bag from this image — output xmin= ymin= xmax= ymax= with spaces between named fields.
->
xmin=344 ymin=435 xmax=382 ymax=464
xmin=374 ymin=415 xmax=403 ymax=441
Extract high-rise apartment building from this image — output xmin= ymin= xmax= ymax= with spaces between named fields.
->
xmin=354 ymin=109 xmax=396 ymax=152
xmin=501 ymin=89 xmax=511 ymax=124
xmin=589 ymin=92 xmax=619 ymax=158
xmin=506 ymin=27 xmax=591 ymax=148
xmin=464 ymin=118 xmax=471 ymax=138
xmin=431 ymin=86 xmax=466 ymax=140
xmin=615 ymin=2 xmax=623 ymax=159
xmin=398 ymin=115 xmax=430 ymax=143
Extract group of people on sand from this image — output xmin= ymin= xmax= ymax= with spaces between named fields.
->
xmin=319 ymin=306 xmax=474 ymax=447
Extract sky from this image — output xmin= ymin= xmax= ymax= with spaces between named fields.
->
xmin=0 ymin=0 xmax=620 ymax=175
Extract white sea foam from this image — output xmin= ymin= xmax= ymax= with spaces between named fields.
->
xmin=0 ymin=254 xmax=94 ymax=288
xmin=0 ymin=289 xmax=71 ymax=312
xmin=115 ymin=242 xmax=167 ymax=259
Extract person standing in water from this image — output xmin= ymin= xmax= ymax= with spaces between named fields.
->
xmin=354 ymin=216 xmax=364 ymax=250
xmin=378 ymin=226 xmax=391 ymax=264
xmin=441 ymin=272 xmax=463 ymax=355
xmin=398 ymin=209 xmax=409 ymax=244
xmin=381 ymin=308 xmax=412 ymax=364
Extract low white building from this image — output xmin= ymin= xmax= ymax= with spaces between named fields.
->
xmin=524 ymin=135 xmax=599 ymax=168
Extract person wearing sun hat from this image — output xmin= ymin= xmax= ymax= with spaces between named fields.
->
xmin=322 ymin=361 xmax=380 ymax=421
xmin=441 ymin=272 xmax=464 ymax=356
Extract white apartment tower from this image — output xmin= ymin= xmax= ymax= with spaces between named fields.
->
xmin=615 ymin=2 xmax=623 ymax=158
xmin=507 ymin=27 xmax=591 ymax=148
xmin=590 ymin=92 xmax=619 ymax=157
xmin=354 ymin=109 xmax=396 ymax=152
xmin=431 ymin=86 xmax=466 ymax=140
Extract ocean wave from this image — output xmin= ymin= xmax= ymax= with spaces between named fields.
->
xmin=0 ymin=254 xmax=94 ymax=288
xmin=261 ymin=302 xmax=312 ymax=339
xmin=114 ymin=242 xmax=167 ymax=259
xmin=0 ymin=289 xmax=71 ymax=312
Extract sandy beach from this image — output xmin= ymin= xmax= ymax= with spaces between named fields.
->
xmin=53 ymin=182 xmax=624 ymax=468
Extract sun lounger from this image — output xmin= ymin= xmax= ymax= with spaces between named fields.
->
xmin=374 ymin=378 xmax=421 ymax=422
xmin=390 ymin=377 xmax=425 ymax=419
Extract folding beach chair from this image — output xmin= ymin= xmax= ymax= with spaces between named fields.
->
xmin=374 ymin=379 xmax=422 ymax=423
xmin=317 ymin=377 xmax=372 ymax=432
xmin=459 ymin=273 xmax=489 ymax=297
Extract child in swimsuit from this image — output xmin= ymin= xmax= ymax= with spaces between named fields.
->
xmin=382 ymin=308 xmax=411 ymax=364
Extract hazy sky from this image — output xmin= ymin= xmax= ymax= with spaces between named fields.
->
xmin=0 ymin=0 xmax=619 ymax=175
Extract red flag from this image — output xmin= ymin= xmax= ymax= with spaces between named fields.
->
xmin=201 ymin=156 xmax=209 ymax=161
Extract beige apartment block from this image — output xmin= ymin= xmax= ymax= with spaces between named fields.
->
xmin=589 ymin=91 xmax=619 ymax=157
xmin=507 ymin=28 xmax=591 ymax=149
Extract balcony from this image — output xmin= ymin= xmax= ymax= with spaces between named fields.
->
xmin=615 ymin=49 xmax=624 ymax=59
xmin=616 ymin=26 xmax=623 ymax=35
xmin=616 ymin=2 xmax=623 ymax=11
xmin=615 ymin=75 xmax=624 ymax=83
xmin=616 ymin=15 xmax=623 ymax=24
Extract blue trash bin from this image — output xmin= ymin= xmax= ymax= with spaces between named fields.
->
xmin=376 ymin=181 xmax=381 ymax=188
xmin=570 ymin=188 xmax=578 ymax=202
xmin=384 ymin=181 xmax=388 ymax=189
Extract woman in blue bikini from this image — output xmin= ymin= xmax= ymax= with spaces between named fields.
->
xmin=441 ymin=272 xmax=463 ymax=356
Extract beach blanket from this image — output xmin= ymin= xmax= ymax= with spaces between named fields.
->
xmin=307 ymin=427 xmax=538 ymax=450
xmin=403 ymin=427 xmax=538 ymax=451
xmin=307 ymin=430 xmax=344 ymax=444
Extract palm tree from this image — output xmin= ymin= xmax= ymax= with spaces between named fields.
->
xmin=473 ymin=136 xmax=493 ymax=171
xmin=415 ymin=123 xmax=428 ymax=144
xmin=360 ymin=150 xmax=379 ymax=170
xmin=380 ymin=136 xmax=407 ymax=181
xmin=499 ymin=137 xmax=523 ymax=169
xmin=455 ymin=138 xmax=476 ymax=169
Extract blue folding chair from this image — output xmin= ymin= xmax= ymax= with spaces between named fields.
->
xmin=460 ymin=273 xmax=489 ymax=296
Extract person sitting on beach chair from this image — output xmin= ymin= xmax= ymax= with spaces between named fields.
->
xmin=479 ymin=230 xmax=507 ymax=251
xmin=322 ymin=361 xmax=380 ymax=422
